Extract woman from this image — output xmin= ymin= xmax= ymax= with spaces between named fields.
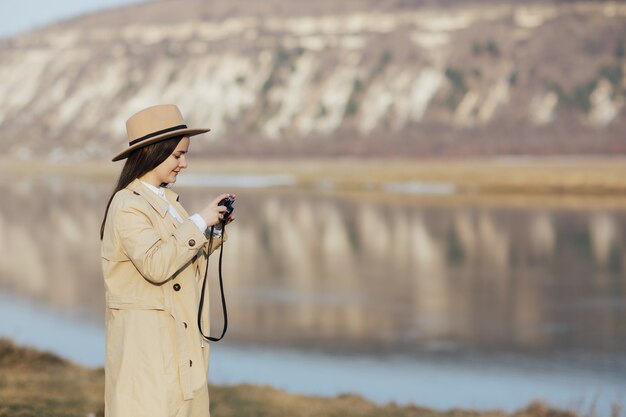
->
xmin=100 ymin=104 xmax=234 ymax=417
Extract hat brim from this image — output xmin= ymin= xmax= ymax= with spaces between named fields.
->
xmin=112 ymin=128 xmax=210 ymax=162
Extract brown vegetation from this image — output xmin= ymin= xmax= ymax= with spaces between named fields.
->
xmin=3 ymin=157 xmax=626 ymax=211
xmin=0 ymin=339 xmax=104 ymax=417
xmin=4 ymin=157 xmax=626 ymax=195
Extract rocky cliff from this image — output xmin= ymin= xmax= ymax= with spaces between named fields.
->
xmin=0 ymin=0 xmax=624 ymax=160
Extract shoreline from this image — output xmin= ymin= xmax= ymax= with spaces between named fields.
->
xmin=0 ymin=338 xmax=584 ymax=417
xmin=1 ymin=156 xmax=626 ymax=193
xmin=2 ymin=156 xmax=626 ymax=210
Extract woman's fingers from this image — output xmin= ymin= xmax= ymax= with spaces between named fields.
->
xmin=200 ymin=194 xmax=236 ymax=226
xmin=210 ymin=193 xmax=232 ymax=206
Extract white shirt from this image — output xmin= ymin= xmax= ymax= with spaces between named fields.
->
xmin=140 ymin=181 xmax=221 ymax=236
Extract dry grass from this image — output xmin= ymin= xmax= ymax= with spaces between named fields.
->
xmin=0 ymin=339 xmax=104 ymax=417
xmin=2 ymin=157 xmax=626 ymax=195
xmin=208 ymin=384 xmax=582 ymax=417
xmin=177 ymin=157 xmax=626 ymax=210
xmin=0 ymin=338 xmax=586 ymax=417
xmin=196 ymin=157 xmax=626 ymax=195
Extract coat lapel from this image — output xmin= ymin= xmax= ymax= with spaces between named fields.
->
xmin=127 ymin=179 xmax=168 ymax=217
xmin=127 ymin=179 xmax=179 ymax=234
xmin=165 ymin=188 xmax=189 ymax=217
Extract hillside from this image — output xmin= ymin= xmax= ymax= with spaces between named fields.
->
xmin=0 ymin=0 xmax=624 ymax=160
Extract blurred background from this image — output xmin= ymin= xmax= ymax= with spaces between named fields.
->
xmin=0 ymin=0 xmax=625 ymax=415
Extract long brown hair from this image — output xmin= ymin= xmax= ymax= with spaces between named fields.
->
xmin=100 ymin=136 xmax=184 ymax=240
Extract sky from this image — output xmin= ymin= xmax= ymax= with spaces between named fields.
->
xmin=0 ymin=0 xmax=145 ymax=39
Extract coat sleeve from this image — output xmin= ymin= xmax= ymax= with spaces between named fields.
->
xmin=114 ymin=201 xmax=209 ymax=284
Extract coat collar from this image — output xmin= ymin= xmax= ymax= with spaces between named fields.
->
xmin=126 ymin=178 xmax=180 ymax=218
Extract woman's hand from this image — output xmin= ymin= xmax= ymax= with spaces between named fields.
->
xmin=213 ymin=193 xmax=236 ymax=230
xmin=218 ymin=193 xmax=236 ymax=228
xmin=199 ymin=193 xmax=236 ymax=227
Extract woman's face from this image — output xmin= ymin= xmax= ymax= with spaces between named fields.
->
xmin=151 ymin=136 xmax=190 ymax=185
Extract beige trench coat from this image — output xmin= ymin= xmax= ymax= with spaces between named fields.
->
xmin=101 ymin=178 xmax=224 ymax=417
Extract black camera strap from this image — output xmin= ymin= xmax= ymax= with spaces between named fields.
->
xmin=197 ymin=222 xmax=228 ymax=342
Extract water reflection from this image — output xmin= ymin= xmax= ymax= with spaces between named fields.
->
xmin=0 ymin=175 xmax=105 ymax=319
xmin=0 ymin=173 xmax=625 ymax=359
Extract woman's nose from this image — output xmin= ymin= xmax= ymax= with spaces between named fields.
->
xmin=179 ymin=156 xmax=187 ymax=169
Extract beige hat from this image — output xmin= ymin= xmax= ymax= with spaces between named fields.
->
xmin=112 ymin=104 xmax=210 ymax=162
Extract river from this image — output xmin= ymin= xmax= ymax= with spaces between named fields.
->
xmin=0 ymin=171 xmax=624 ymax=415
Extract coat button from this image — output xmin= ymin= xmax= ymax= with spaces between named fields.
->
xmin=173 ymin=283 xmax=181 ymax=291
xmin=183 ymin=322 xmax=188 ymax=328
xmin=188 ymin=239 xmax=196 ymax=247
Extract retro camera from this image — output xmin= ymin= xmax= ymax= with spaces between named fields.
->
xmin=218 ymin=196 xmax=235 ymax=221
